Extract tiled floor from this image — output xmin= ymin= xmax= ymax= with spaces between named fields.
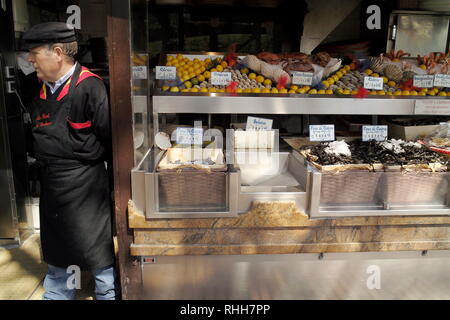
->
xmin=0 ymin=234 xmax=95 ymax=300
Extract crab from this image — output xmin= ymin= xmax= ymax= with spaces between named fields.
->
xmin=385 ymin=49 xmax=411 ymax=62
xmin=417 ymin=52 xmax=450 ymax=74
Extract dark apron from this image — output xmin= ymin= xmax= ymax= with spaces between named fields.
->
xmin=32 ymin=64 xmax=114 ymax=271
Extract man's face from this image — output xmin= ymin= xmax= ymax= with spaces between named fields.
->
xmin=27 ymin=45 xmax=61 ymax=81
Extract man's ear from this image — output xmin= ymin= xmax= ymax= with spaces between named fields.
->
xmin=53 ymin=46 xmax=64 ymax=62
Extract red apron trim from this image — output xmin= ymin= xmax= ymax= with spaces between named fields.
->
xmin=39 ymin=83 xmax=47 ymax=100
xmin=56 ymin=67 xmax=102 ymax=101
xmin=68 ymin=119 xmax=92 ymax=129
xmin=56 ymin=79 xmax=72 ymax=101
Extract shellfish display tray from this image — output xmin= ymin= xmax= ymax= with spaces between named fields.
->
xmin=298 ymin=152 xmax=450 ymax=210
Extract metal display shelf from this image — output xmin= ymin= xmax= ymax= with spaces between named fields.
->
xmin=153 ymin=93 xmax=449 ymax=115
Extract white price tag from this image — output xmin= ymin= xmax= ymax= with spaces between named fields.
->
xmin=246 ymin=116 xmax=273 ymax=131
xmin=434 ymin=74 xmax=450 ymax=88
xmin=364 ymin=76 xmax=384 ymax=90
xmin=176 ymin=127 xmax=203 ymax=145
xmin=309 ymin=125 xmax=335 ymax=142
xmin=155 ymin=66 xmax=176 ymax=80
xmin=133 ymin=66 xmax=148 ymax=80
xmin=211 ymin=72 xmax=232 ymax=86
xmin=292 ymin=72 xmax=313 ymax=86
xmin=413 ymin=75 xmax=434 ymax=88
xmin=415 ymin=100 xmax=450 ymax=115
xmin=362 ymin=125 xmax=388 ymax=142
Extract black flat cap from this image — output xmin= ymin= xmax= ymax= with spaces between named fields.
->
xmin=22 ymin=22 xmax=77 ymax=50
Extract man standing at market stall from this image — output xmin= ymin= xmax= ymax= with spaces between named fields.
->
xmin=22 ymin=22 xmax=119 ymax=300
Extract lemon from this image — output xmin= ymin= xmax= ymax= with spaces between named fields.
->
xmin=419 ymin=65 xmax=427 ymax=70
xmin=303 ymin=86 xmax=311 ymax=91
xmin=410 ymin=90 xmax=418 ymax=96
xmin=369 ymin=91 xmax=377 ymax=95
xmin=240 ymin=68 xmax=249 ymax=74
xmin=170 ymin=86 xmax=180 ymax=92
xmin=317 ymin=89 xmax=326 ymax=94
xmin=365 ymin=69 xmax=373 ymax=75
xmin=327 ymin=78 xmax=335 ymax=85
xmin=336 ymin=71 xmax=343 ymax=78
xmin=421 ymin=88 xmax=428 ymax=93
xmin=256 ymin=75 xmax=265 ymax=83
xmin=342 ymin=89 xmax=351 ymax=95
xmin=189 ymin=72 xmax=196 ymax=79
xmin=252 ymin=88 xmax=261 ymax=93
xmin=340 ymin=68 xmax=347 ymax=75
xmin=217 ymin=88 xmax=225 ymax=93
xmin=401 ymin=90 xmax=410 ymax=96
xmin=351 ymin=90 xmax=359 ymax=95
xmin=199 ymin=87 xmax=208 ymax=93
xmin=220 ymin=61 xmax=228 ymax=68
xmin=382 ymin=77 xmax=388 ymax=84
xmin=297 ymin=88 xmax=306 ymax=94
xmin=190 ymin=88 xmax=199 ymax=93
xmin=332 ymin=75 xmax=339 ymax=82
xmin=279 ymin=88 xmax=288 ymax=94
xmin=184 ymin=81 xmax=193 ymax=88
xmin=439 ymin=91 xmax=447 ymax=96
xmin=244 ymin=88 xmax=252 ymax=93
xmin=393 ymin=90 xmax=402 ymax=96
xmin=203 ymin=71 xmax=211 ymax=79
xmin=204 ymin=58 xmax=212 ymax=65
xmin=344 ymin=65 xmax=351 ymax=71
xmin=248 ymin=73 xmax=257 ymax=80
xmin=176 ymin=54 xmax=183 ymax=60
xmin=236 ymin=88 xmax=243 ymax=93
xmin=216 ymin=65 xmax=224 ymax=72
xmin=181 ymin=88 xmax=189 ymax=92
xmin=372 ymin=73 xmax=380 ymax=78
xmin=200 ymin=66 xmax=206 ymax=73
xmin=427 ymin=91 xmax=436 ymax=96
xmin=322 ymin=80 xmax=330 ymax=88
xmin=210 ymin=68 xmax=217 ymax=73
xmin=162 ymin=85 xmax=170 ymax=91
xmin=197 ymin=75 xmax=205 ymax=82
xmin=191 ymin=78 xmax=199 ymax=85
xmin=215 ymin=57 xmax=222 ymax=63
xmin=262 ymin=88 xmax=271 ymax=93
xmin=377 ymin=90 xmax=386 ymax=95
xmin=418 ymin=92 xmax=426 ymax=96
xmin=387 ymin=81 xmax=396 ymax=87
xmin=264 ymin=79 xmax=272 ymax=87
xmin=288 ymin=89 xmax=296 ymax=94
xmin=208 ymin=88 xmax=217 ymax=93
xmin=271 ymin=88 xmax=279 ymax=94
xmin=290 ymin=85 xmax=298 ymax=91
xmin=325 ymin=89 xmax=333 ymax=95
xmin=167 ymin=55 xmax=174 ymax=61
xmin=308 ymin=89 xmax=317 ymax=94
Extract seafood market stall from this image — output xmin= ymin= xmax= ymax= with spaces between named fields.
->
xmin=109 ymin=0 xmax=450 ymax=299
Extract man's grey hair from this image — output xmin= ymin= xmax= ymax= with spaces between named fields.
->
xmin=47 ymin=41 xmax=78 ymax=61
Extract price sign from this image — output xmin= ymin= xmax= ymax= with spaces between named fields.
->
xmin=309 ymin=125 xmax=335 ymax=142
xmin=362 ymin=125 xmax=388 ymax=141
xmin=211 ymin=72 xmax=232 ymax=86
xmin=292 ymin=72 xmax=313 ymax=86
xmin=434 ymin=74 xmax=450 ymax=88
xmin=133 ymin=66 xmax=148 ymax=80
xmin=415 ymin=99 xmax=450 ymax=115
xmin=246 ymin=116 xmax=273 ymax=131
xmin=413 ymin=75 xmax=434 ymax=88
xmin=363 ymin=76 xmax=384 ymax=90
xmin=155 ymin=66 xmax=176 ymax=80
xmin=176 ymin=127 xmax=203 ymax=145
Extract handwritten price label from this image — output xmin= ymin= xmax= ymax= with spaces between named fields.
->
xmin=309 ymin=125 xmax=335 ymax=142
xmin=364 ymin=76 xmax=384 ymax=90
xmin=292 ymin=72 xmax=313 ymax=86
xmin=176 ymin=127 xmax=203 ymax=145
xmin=246 ymin=116 xmax=273 ymax=131
xmin=133 ymin=66 xmax=148 ymax=80
xmin=211 ymin=72 xmax=232 ymax=86
xmin=155 ymin=66 xmax=176 ymax=80
xmin=413 ymin=75 xmax=434 ymax=88
xmin=434 ymin=74 xmax=450 ymax=88
xmin=362 ymin=125 xmax=388 ymax=141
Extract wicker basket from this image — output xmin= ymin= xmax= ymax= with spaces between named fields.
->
xmin=158 ymin=168 xmax=227 ymax=210
xmin=320 ymin=171 xmax=383 ymax=206
xmin=381 ymin=172 xmax=449 ymax=205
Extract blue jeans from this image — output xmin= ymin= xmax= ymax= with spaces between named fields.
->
xmin=43 ymin=264 xmax=120 ymax=300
